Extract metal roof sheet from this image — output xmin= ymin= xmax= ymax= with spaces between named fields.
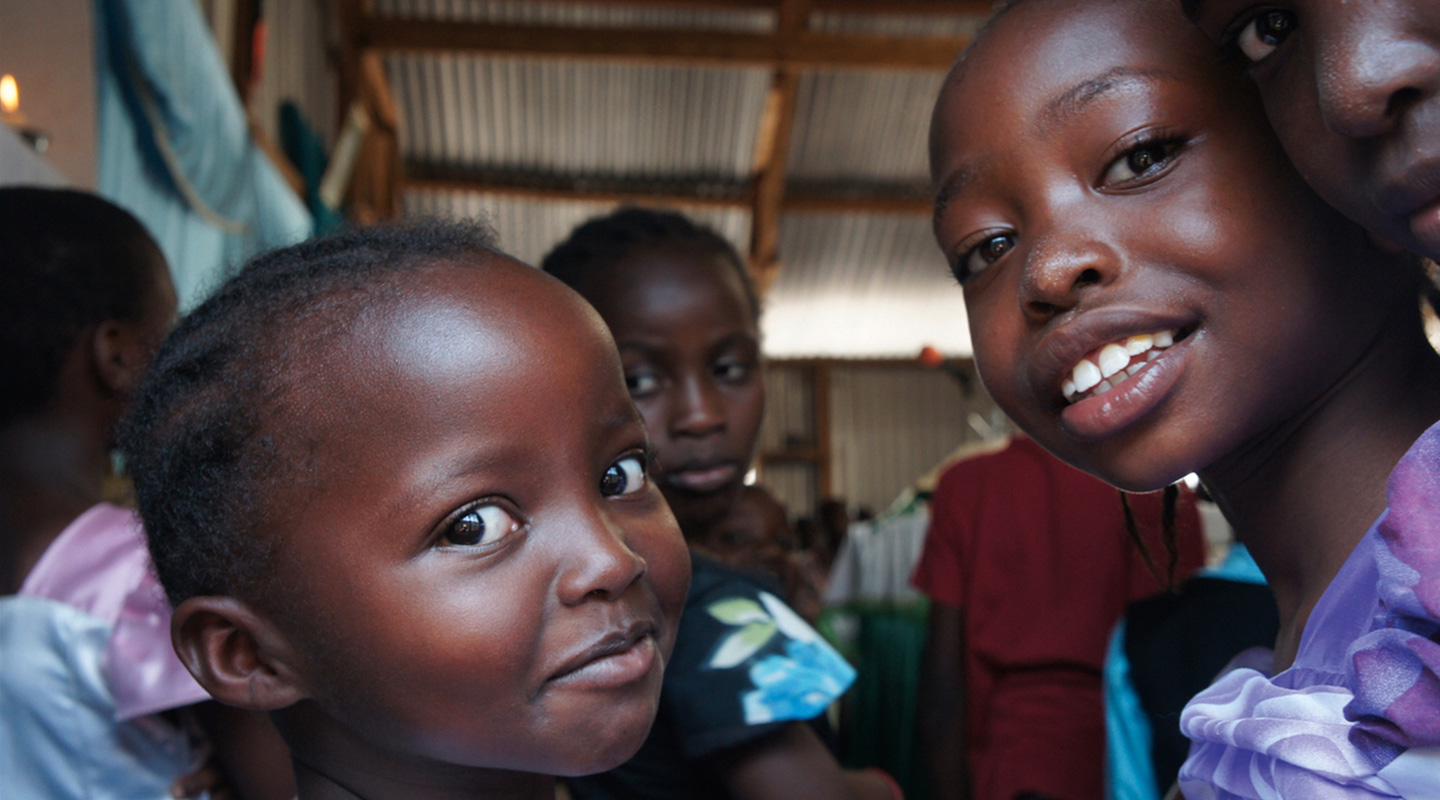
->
xmin=373 ymin=0 xmax=775 ymax=32
xmin=391 ymin=54 xmax=770 ymax=181
xmin=405 ymin=187 xmax=751 ymax=267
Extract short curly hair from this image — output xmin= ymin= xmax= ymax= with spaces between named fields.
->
xmin=541 ymin=207 xmax=758 ymax=321
xmin=0 ymin=187 xmax=167 ymax=426
xmin=120 ymin=219 xmax=503 ymax=607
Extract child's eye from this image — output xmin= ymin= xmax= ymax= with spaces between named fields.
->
xmin=1103 ymin=139 xmax=1181 ymax=185
xmin=626 ymin=372 xmax=660 ymax=398
xmin=441 ymin=503 xmax=521 ymax=547
xmin=954 ymin=233 xmax=1015 ymax=283
xmin=713 ymin=360 xmax=751 ymax=383
xmin=600 ymin=455 xmax=648 ymax=497
xmin=1234 ymin=9 xmax=1297 ymax=63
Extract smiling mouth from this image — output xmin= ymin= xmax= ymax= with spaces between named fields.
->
xmin=1062 ymin=328 xmax=1189 ymax=404
xmin=547 ymin=622 xmax=659 ymax=691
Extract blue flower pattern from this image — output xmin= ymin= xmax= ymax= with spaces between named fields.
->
xmin=705 ymin=591 xmax=856 ymax=725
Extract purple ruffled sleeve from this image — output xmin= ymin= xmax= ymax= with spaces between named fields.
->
xmin=1178 ymin=422 xmax=1440 ymax=799
xmin=1345 ymin=423 xmax=1440 ymax=756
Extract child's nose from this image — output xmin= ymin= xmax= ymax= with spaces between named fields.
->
xmin=670 ymin=374 xmax=725 ymax=438
xmin=1019 ymin=235 xmax=1117 ymax=320
xmin=556 ymin=510 xmax=648 ymax=605
xmin=1316 ymin=18 xmax=1440 ymax=139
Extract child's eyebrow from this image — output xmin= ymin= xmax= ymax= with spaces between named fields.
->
xmin=1179 ymin=0 xmax=1206 ymax=21
xmin=1039 ymin=67 xmax=1171 ymax=134
xmin=933 ymin=160 xmax=990 ymax=224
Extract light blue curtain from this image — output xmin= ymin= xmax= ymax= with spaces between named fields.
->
xmin=94 ymin=0 xmax=312 ymax=309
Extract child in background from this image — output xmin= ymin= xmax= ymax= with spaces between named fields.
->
xmin=119 ymin=221 xmax=691 ymax=800
xmin=696 ymin=485 xmax=824 ymax=623
xmin=1180 ymin=0 xmax=1440 ymax=262
xmin=929 ymin=0 xmax=1440 ymax=797
xmin=544 ymin=208 xmax=896 ymax=800
xmin=0 ymin=186 xmax=292 ymax=800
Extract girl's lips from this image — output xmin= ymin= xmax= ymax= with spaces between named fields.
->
xmin=1408 ymin=196 xmax=1440 ymax=257
xmin=547 ymin=626 xmax=659 ymax=692
xmin=1058 ymin=330 xmax=1192 ymax=442
xmin=665 ymin=463 xmax=740 ymax=493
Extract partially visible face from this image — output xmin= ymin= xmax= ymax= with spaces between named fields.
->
xmin=135 ymin=245 xmax=179 ymax=351
xmin=582 ymin=243 xmax=765 ymax=534
xmin=930 ymin=0 xmax=1406 ymax=491
xmin=262 ymin=258 xmax=689 ymax=778
xmin=1183 ymin=0 xmax=1440 ymax=259
xmin=695 ymin=486 xmax=792 ymax=569
xmin=106 ymin=245 xmax=178 ymax=440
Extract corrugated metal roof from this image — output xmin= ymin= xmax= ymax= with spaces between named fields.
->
xmin=373 ymin=0 xmax=775 ymax=32
xmin=356 ymin=0 xmax=988 ymax=357
xmin=391 ymin=54 xmax=771 ymax=180
xmin=405 ymin=188 xmax=750 ymax=267
xmin=808 ymin=10 xmax=982 ymax=38
xmin=763 ymin=212 xmax=968 ymax=358
xmin=788 ymin=70 xmax=944 ymax=185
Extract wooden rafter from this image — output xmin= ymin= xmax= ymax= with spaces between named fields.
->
xmin=470 ymin=0 xmax=992 ymax=12
xmin=341 ymin=0 xmax=968 ymax=224
xmin=403 ymin=165 xmax=931 ymax=216
xmin=335 ymin=0 xmax=405 ymax=221
xmin=354 ymin=18 xmax=968 ymax=71
xmin=748 ymin=0 xmax=808 ymax=295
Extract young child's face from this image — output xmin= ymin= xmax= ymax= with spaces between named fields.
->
xmin=930 ymin=0 xmax=1398 ymax=491
xmin=1184 ymin=0 xmax=1440 ymax=259
xmin=582 ymin=243 xmax=765 ymax=534
xmin=695 ymin=487 xmax=792 ymax=568
xmin=261 ymin=258 xmax=689 ymax=778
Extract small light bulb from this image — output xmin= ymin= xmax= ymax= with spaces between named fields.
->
xmin=0 ymin=75 xmax=18 ymax=114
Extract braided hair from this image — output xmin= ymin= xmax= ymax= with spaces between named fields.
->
xmin=540 ymin=207 xmax=758 ymax=321
xmin=120 ymin=220 xmax=503 ymax=607
xmin=0 ymin=187 xmax=167 ymax=426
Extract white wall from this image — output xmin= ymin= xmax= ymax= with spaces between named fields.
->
xmin=0 ymin=0 xmax=97 ymax=188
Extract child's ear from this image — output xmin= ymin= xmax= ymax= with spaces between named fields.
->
xmin=171 ymin=596 xmax=308 ymax=711
xmin=90 ymin=319 xmax=149 ymax=396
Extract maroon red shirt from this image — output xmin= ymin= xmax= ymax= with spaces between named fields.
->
xmin=912 ymin=436 xmax=1203 ymax=800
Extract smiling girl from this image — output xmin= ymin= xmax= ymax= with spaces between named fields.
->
xmin=120 ymin=222 xmax=691 ymax=800
xmin=930 ymin=0 xmax=1440 ymax=797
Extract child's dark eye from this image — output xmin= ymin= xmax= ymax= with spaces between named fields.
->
xmin=1103 ymin=138 xmax=1182 ymax=186
xmin=713 ymin=360 xmax=751 ymax=383
xmin=1234 ymin=9 xmax=1297 ymax=63
xmin=955 ymin=233 xmax=1015 ymax=283
xmin=626 ymin=372 xmax=660 ymax=397
xmin=600 ymin=455 xmax=648 ymax=497
xmin=441 ymin=503 xmax=521 ymax=547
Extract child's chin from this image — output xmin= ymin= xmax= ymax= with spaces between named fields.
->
xmin=551 ymin=709 xmax=660 ymax=776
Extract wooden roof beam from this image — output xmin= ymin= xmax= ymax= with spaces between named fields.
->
xmin=748 ymin=0 xmax=808 ymax=295
xmin=355 ymin=18 xmax=968 ymax=71
xmin=484 ymin=0 xmax=992 ymax=13
xmin=402 ymin=164 xmax=932 ymax=215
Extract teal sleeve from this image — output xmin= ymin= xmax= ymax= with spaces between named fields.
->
xmin=1104 ymin=619 xmax=1160 ymax=800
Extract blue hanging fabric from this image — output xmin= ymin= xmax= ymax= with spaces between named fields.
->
xmin=93 ymin=0 xmax=312 ymax=309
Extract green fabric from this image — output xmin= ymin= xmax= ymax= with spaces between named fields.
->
xmin=833 ymin=600 xmax=931 ymax=800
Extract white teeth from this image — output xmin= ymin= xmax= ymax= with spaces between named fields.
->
xmin=1064 ymin=329 xmax=1181 ymax=403
xmin=1098 ymin=344 xmax=1130 ymax=379
xmin=1072 ymin=359 xmax=1102 ymax=393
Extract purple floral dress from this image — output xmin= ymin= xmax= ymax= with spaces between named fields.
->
xmin=1177 ymin=423 xmax=1440 ymax=799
